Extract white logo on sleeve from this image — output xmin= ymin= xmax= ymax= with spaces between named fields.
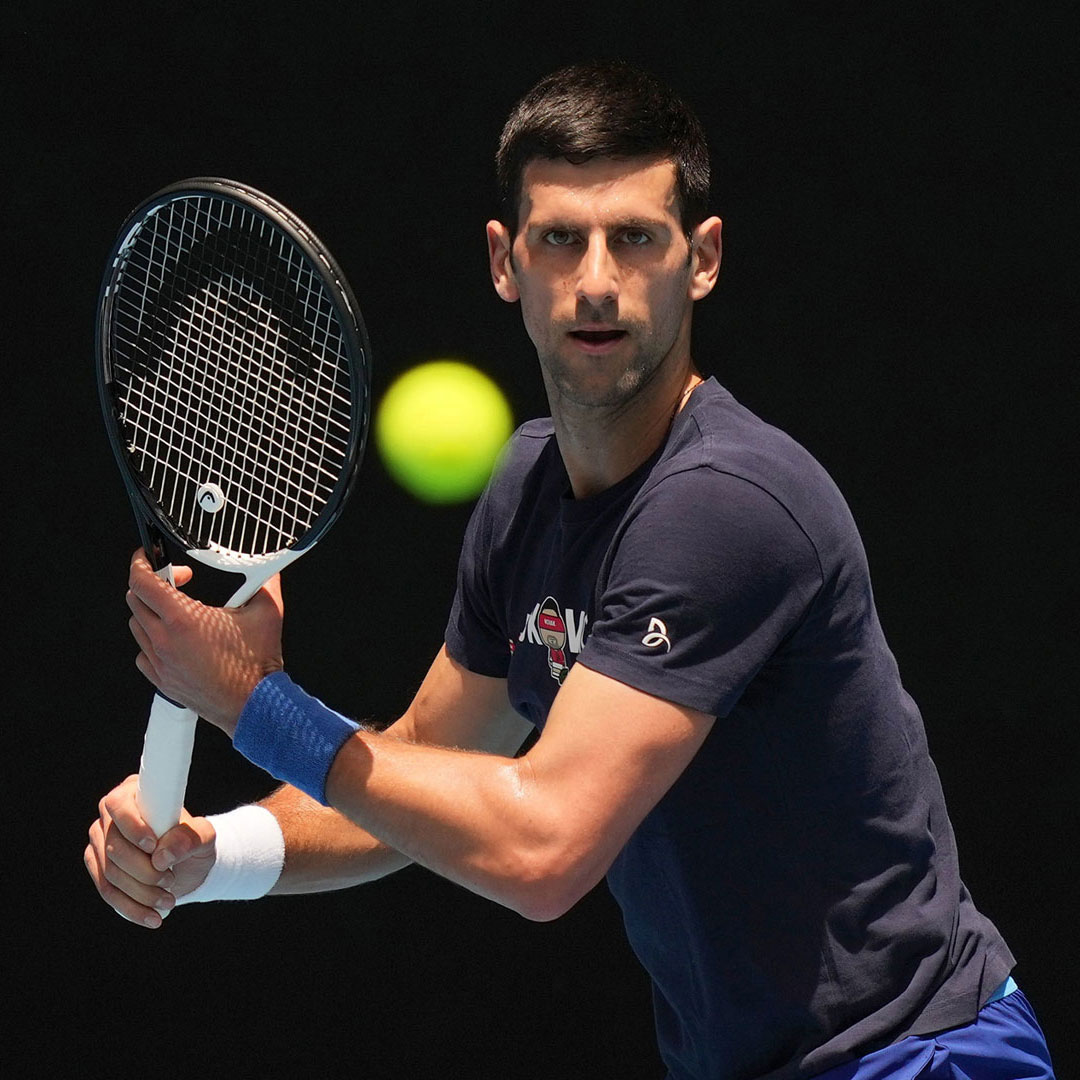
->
xmin=642 ymin=617 xmax=672 ymax=652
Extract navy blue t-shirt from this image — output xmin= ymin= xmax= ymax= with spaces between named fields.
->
xmin=445 ymin=379 xmax=1013 ymax=1080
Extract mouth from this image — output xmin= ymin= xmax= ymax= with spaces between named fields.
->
xmin=567 ymin=328 xmax=628 ymax=354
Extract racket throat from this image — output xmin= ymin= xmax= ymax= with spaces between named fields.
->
xmin=186 ymin=545 xmax=306 ymax=606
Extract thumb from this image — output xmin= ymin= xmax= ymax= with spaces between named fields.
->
xmin=170 ymin=564 xmax=194 ymax=588
xmin=253 ymin=573 xmax=284 ymax=616
xmin=151 ymin=815 xmax=215 ymax=871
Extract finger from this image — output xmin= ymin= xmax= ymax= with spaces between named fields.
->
xmin=86 ymin=811 xmax=175 ymax=926
xmin=128 ymin=550 xmax=188 ymax=619
xmin=127 ymin=553 xmax=170 ymax=618
xmin=257 ymin=573 xmax=284 ymax=614
xmin=98 ymin=818 xmax=175 ymax=890
xmin=102 ymin=775 xmax=158 ymax=853
xmin=126 ymin=584 xmax=161 ymax=627
xmin=85 ymin=840 xmax=173 ymax=928
xmin=127 ymin=611 xmax=158 ymax=663
xmin=104 ymin=849 xmax=176 ymax=910
xmin=125 ymin=592 xmax=171 ymax=690
xmin=135 ymin=649 xmax=167 ymax=694
xmin=128 ymin=548 xmax=192 ymax=590
xmin=127 ymin=611 xmax=164 ymax=689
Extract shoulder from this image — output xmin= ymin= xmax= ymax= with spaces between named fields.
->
xmin=610 ymin=463 xmax=825 ymax=607
xmin=634 ymin=380 xmax=863 ymax=570
xmin=656 ymin=381 xmax=840 ymax=503
xmin=584 ymin=392 xmax=837 ymax=716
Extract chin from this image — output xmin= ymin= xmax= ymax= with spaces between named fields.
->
xmin=538 ymin=338 xmax=666 ymax=408
xmin=553 ymin=368 xmax=654 ymax=409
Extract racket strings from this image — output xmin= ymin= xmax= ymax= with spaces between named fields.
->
xmin=108 ymin=195 xmax=356 ymax=557
xmin=125 ymin=284 xmax=346 ymax=532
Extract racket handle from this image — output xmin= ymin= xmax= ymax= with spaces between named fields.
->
xmin=136 ymin=693 xmax=198 ymax=837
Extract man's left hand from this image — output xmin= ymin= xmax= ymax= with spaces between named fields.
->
xmin=125 ymin=549 xmax=285 ymax=734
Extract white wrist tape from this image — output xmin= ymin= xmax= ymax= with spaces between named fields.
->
xmin=174 ymin=804 xmax=285 ymax=904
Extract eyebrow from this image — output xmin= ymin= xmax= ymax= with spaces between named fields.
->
xmin=527 ymin=216 xmax=673 ymax=236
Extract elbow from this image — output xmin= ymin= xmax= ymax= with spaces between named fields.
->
xmin=513 ymin=887 xmax=575 ymax=924
xmin=500 ymin=850 xmax=600 ymax=923
xmin=489 ymin=760 xmax=608 ymax=922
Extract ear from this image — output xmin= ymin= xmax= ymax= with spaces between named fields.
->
xmin=486 ymin=220 xmax=519 ymax=303
xmin=688 ymin=216 xmax=722 ymax=301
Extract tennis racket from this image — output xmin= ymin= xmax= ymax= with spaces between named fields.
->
xmin=96 ymin=177 xmax=371 ymax=837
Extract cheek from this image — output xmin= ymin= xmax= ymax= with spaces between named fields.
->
xmin=516 ymin=294 xmax=550 ymax=350
xmin=518 ymin=281 xmax=564 ymax=335
xmin=643 ymin=274 xmax=690 ymax=331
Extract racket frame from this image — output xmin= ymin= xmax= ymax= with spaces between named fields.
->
xmin=96 ymin=177 xmax=371 ymax=578
xmin=95 ymin=178 xmax=371 ymax=836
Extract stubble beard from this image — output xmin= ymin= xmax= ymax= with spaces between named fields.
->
xmin=538 ymin=321 xmax=673 ymax=412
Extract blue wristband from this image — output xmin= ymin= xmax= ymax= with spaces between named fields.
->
xmin=233 ymin=672 xmax=360 ymax=805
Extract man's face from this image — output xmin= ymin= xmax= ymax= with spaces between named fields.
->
xmin=488 ymin=157 xmax=717 ymax=410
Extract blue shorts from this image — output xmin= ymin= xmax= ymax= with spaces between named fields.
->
xmin=814 ymin=984 xmax=1055 ymax=1079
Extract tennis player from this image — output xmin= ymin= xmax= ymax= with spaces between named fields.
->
xmin=86 ymin=62 xmax=1055 ymax=1079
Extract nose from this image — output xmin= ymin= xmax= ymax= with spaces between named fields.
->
xmin=575 ymin=232 xmax=618 ymax=309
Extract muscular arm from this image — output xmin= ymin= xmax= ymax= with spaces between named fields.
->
xmin=86 ymin=636 xmax=530 ymax=923
xmin=116 ymin=551 xmax=715 ymax=924
xmin=325 ymin=658 xmax=714 ymax=921
xmin=260 ymin=646 xmax=532 ymax=894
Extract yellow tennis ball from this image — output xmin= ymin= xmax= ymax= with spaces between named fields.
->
xmin=375 ymin=360 xmax=514 ymax=503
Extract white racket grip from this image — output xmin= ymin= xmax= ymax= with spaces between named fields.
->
xmin=136 ymin=693 xmax=198 ymax=837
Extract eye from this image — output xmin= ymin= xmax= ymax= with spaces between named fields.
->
xmin=621 ymin=229 xmax=651 ymax=246
xmin=543 ymin=229 xmax=578 ymax=246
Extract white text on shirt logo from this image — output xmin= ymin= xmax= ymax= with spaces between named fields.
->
xmin=518 ymin=602 xmax=589 ymax=652
xmin=642 ymin=617 xmax=672 ymax=652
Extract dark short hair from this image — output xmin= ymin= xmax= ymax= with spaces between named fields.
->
xmin=496 ymin=61 xmax=711 ymax=236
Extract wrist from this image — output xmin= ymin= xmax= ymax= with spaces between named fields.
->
xmin=174 ymin=804 xmax=285 ymax=904
xmin=232 ymin=672 xmax=360 ymax=805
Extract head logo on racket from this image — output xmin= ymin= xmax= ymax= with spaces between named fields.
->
xmin=196 ymin=483 xmax=226 ymax=514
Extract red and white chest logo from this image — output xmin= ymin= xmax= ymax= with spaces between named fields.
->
xmin=516 ymin=594 xmax=589 ymax=685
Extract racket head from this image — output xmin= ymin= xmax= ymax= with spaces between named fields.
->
xmin=96 ymin=178 xmax=371 ymax=570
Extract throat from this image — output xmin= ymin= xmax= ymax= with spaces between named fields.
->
xmin=556 ymin=376 xmax=700 ymax=499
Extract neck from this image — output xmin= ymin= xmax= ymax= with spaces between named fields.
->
xmin=552 ymin=361 xmax=702 ymax=499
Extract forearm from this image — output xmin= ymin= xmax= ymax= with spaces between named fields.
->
xmin=226 ymin=648 xmax=545 ymax=904
xmin=313 ymin=662 xmax=715 ymax=921
xmin=245 ymin=649 xmax=529 ymax=896
xmin=258 ymin=782 xmax=412 ymax=895
xmin=232 ymin=663 xmax=706 ymax=921
xmin=325 ymin=730 xmax=586 ymax=921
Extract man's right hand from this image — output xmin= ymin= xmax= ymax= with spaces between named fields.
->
xmin=85 ymin=774 xmax=217 ymax=928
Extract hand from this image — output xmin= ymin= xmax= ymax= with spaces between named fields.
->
xmin=84 ymin=775 xmax=217 ymax=928
xmin=126 ymin=549 xmax=285 ymax=735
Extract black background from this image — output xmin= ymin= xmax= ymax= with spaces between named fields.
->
xmin=6 ymin=3 xmax=1074 ymax=1077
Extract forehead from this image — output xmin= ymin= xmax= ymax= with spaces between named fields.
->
xmin=518 ymin=156 xmax=680 ymax=226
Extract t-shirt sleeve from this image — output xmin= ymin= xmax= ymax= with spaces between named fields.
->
xmin=444 ymin=489 xmax=511 ymax=678
xmin=579 ymin=467 xmax=822 ymax=718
